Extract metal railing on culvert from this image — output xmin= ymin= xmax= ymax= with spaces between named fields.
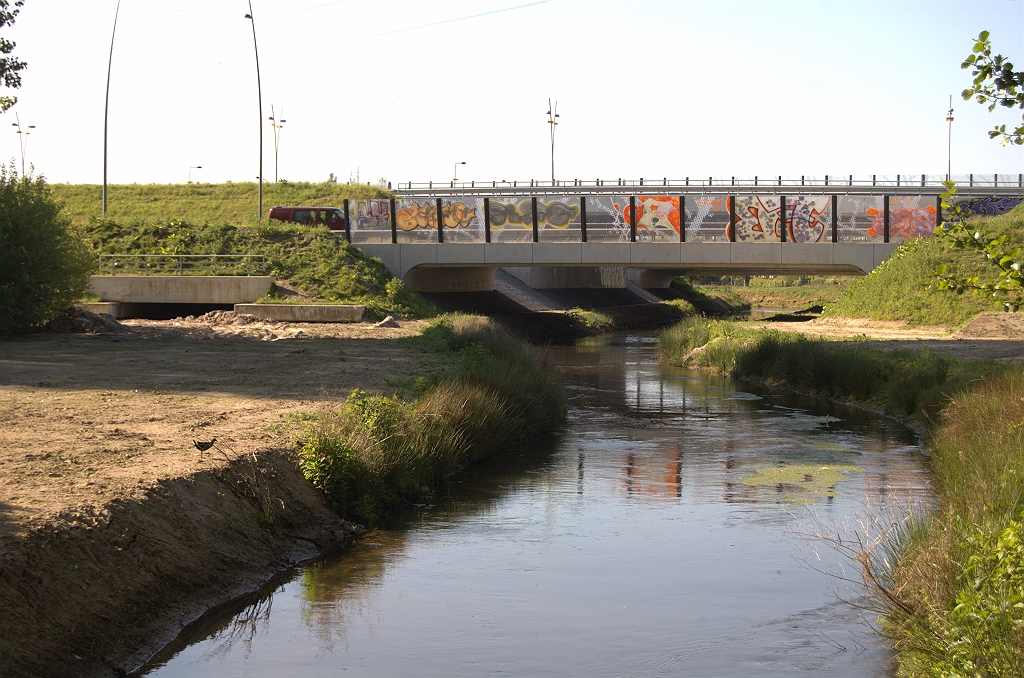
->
xmin=97 ymin=254 xmax=267 ymax=276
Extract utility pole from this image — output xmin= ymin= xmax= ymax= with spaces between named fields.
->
xmin=269 ymin=106 xmax=286 ymax=183
xmin=103 ymin=0 xmax=121 ymax=216
xmin=547 ymin=99 xmax=559 ymax=183
xmin=244 ymin=2 xmax=263 ymax=220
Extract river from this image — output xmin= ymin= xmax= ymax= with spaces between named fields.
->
xmin=138 ymin=333 xmax=931 ymax=677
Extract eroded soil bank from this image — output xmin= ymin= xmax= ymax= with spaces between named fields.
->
xmin=0 ymin=313 xmax=429 ymax=677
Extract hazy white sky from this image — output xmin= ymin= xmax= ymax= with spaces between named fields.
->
xmin=2 ymin=0 xmax=1024 ymax=185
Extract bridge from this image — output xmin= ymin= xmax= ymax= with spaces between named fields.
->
xmin=343 ymin=182 xmax=1022 ymax=292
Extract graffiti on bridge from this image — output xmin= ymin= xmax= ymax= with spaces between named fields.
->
xmin=352 ymin=199 xmax=391 ymax=230
xmin=489 ymin=199 xmax=580 ymax=229
xmin=729 ymin=196 xmax=831 ymax=243
xmin=394 ymin=201 xmax=478 ymax=230
xmin=955 ymin=196 xmax=1023 ymax=217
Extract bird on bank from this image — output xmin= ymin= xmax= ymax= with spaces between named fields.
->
xmin=193 ymin=438 xmax=217 ymax=457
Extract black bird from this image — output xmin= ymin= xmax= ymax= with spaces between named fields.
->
xmin=193 ymin=438 xmax=217 ymax=456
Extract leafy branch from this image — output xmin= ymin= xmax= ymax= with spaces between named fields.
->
xmin=933 ymin=182 xmax=1024 ymax=312
xmin=962 ymin=30 xmax=1024 ymax=146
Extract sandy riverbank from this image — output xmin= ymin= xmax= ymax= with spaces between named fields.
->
xmin=0 ymin=313 xmax=429 ymax=677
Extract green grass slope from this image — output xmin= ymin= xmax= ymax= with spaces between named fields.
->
xmin=825 ymin=206 xmax=1024 ymax=327
xmin=84 ymin=219 xmax=435 ymax=318
xmin=52 ymin=181 xmax=390 ymax=227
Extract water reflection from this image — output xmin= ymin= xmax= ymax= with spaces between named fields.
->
xmin=139 ymin=333 xmax=930 ymax=678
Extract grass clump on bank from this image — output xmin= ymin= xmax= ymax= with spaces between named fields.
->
xmin=881 ymin=372 xmax=1024 ymax=676
xmin=658 ymin=317 xmax=1000 ymax=420
xmin=297 ymin=315 xmax=566 ymax=523
xmin=84 ymin=218 xmax=435 ymax=318
xmin=658 ymin=318 xmax=1023 ymax=673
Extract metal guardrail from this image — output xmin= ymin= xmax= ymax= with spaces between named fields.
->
xmin=398 ymin=174 xmax=1024 ymax=197
xmin=97 ymin=254 xmax=267 ymax=276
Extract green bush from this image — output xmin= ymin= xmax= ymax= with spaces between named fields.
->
xmin=299 ymin=316 xmax=567 ymax=523
xmin=0 ymin=168 xmax=94 ymax=334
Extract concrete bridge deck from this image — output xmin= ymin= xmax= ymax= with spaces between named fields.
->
xmin=356 ymin=242 xmax=898 ymax=292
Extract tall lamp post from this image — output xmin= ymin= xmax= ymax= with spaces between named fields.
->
xmin=188 ymin=165 xmax=203 ymax=183
xmin=11 ymin=113 xmax=35 ymax=176
xmin=103 ymin=0 xmax=121 ymax=217
xmin=244 ymin=2 xmax=264 ymax=220
xmin=269 ymin=106 xmax=285 ymax=183
xmin=946 ymin=95 xmax=954 ymax=182
xmin=453 ymin=161 xmax=466 ymax=182
xmin=546 ymin=98 xmax=559 ymax=183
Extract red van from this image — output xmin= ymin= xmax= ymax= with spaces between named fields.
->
xmin=267 ymin=206 xmax=346 ymax=231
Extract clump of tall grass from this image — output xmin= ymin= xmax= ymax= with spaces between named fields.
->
xmin=877 ymin=371 xmax=1024 ymax=676
xmin=658 ymin=318 xmax=999 ymax=419
xmin=298 ymin=315 xmax=566 ymax=523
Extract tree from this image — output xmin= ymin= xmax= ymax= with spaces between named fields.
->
xmin=0 ymin=164 xmax=94 ymax=334
xmin=930 ymin=31 xmax=1024 ymax=311
xmin=0 ymin=0 xmax=26 ymax=113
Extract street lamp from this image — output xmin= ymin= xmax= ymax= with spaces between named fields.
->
xmin=546 ymin=98 xmax=559 ymax=183
xmin=244 ymin=3 xmax=264 ymax=220
xmin=453 ymin=161 xmax=466 ymax=182
xmin=188 ymin=165 xmax=203 ymax=183
xmin=11 ymin=113 xmax=34 ymax=177
xmin=946 ymin=95 xmax=954 ymax=182
xmin=269 ymin=106 xmax=286 ymax=183
xmin=103 ymin=0 xmax=121 ymax=217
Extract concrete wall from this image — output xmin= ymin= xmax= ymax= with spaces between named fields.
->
xmin=503 ymin=266 xmax=625 ymax=289
xmin=89 ymin=276 xmax=275 ymax=304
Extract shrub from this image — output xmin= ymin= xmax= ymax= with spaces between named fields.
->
xmin=299 ymin=316 xmax=567 ymax=523
xmin=0 ymin=168 xmax=94 ymax=334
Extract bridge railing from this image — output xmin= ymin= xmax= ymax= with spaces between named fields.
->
xmin=97 ymin=254 xmax=267 ymax=276
xmin=398 ymin=174 xmax=1024 ymax=193
xmin=337 ymin=193 xmax=1021 ymax=247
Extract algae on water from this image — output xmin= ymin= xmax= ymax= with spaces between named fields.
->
xmin=741 ymin=463 xmax=865 ymax=502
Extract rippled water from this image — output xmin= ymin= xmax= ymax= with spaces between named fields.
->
xmin=139 ymin=333 xmax=931 ymax=677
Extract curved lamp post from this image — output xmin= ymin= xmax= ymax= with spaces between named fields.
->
xmin=188 ymin=165 xmax=202 ymax=183
xmin=103 ymin=0 xmax=121 ymax=216
xmin=244 ymin=3 xmax=264 ymax=220
xmin=453 ymin=160 xmax=465 ymax=182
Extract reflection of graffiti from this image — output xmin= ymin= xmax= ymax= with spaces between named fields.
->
xmin=354 ymin=199 xmax=391 ymax=229
xmin=957 ymin=196 xmax=1023 ymax=216
xmin=729 ymin=196 xmax=829 ymax=242
xmin=395 ymin=201 xmax=478 ymax=230
xmin=489 ymin=199 xmax=579 ymax=229
xmin=866 ymin=197 xmax=936 ymax=238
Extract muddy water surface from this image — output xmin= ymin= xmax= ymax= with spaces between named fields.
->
xmin=139 ymin=334 xmax=931 ymax=677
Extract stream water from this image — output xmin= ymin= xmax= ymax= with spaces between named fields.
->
xmin=138 ymin=334 xmax=931 ymax=677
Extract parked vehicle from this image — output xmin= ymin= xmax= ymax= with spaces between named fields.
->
xmin=267 ymin=206 xmax=346 ymax=231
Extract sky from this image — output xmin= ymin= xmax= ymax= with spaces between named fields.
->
xmin=2 ymin=0 xmax=1024 ymax=185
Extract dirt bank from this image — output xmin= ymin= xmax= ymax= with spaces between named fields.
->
xmin=0 ymin=313 xmax=429 ymax=677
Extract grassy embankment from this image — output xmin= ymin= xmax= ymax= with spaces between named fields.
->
xmin=52 ymin=181 xmax=384 ymax=227
xmin=659 ymin=206 xmax=1024 ymax=675
xmin=297 ymin=314 xmax=567 ymax=523
xmin=692 ymin=275 xmax=852 ymax=312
